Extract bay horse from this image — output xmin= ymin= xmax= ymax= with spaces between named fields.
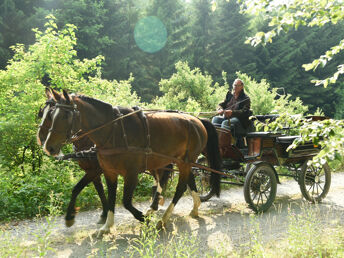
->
xmin=37 ymin=88 xmax=171 ymax=227
xmin=42 ymin=89 xmax=221 ymax=235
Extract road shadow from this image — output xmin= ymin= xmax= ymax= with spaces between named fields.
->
xmin=61 ymin=192 xmax=344 ymax=257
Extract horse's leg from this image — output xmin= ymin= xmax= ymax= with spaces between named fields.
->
xmin=98 ymin=176 xmax=118 ymax=236
xmin=146 ymin=171 xmax=161 ymax=215
xmin=157 ymin=163 xmax=189 ymax=229
xmin=147 ymin=164 xmax=172 ymax=215
xmin=158 ymin=164 xmax=173 ymax=205
xmin=123 ymin=173 xmax=145 ymax=222
xmin=92 ymin=174 xmax=108 ymax=224
xmin=65 ymin=173 xmax=95 ymax=227
xmin=187 ymin=172 xmax=201 ymax=218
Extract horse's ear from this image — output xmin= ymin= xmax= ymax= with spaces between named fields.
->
xmin=45 ymin=87 xmax=53 ymax=99
xmin=63 ymin=89 xmax=71 ymax=104
xmin=51 ymin=88 xmax=61 ymax=101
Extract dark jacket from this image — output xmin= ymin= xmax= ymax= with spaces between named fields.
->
xmin=219 ymin=90 xmax=252 ymax=128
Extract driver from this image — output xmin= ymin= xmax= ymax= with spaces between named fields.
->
xmin=212 ymin=78 xmax=251 ymax=147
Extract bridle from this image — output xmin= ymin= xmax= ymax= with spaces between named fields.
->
xmin=49 ymin=101 xmax=143 ymax=145
xmin=38 ymin=99 xmax=56 ymax=130
xmin=48 ymin=103 xmax=81 ymax=144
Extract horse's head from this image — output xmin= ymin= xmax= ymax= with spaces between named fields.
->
xmin=37 ymin=88 xmax=56 ymax=146
xmin=43 ymin=89 xmax=79 ymax=156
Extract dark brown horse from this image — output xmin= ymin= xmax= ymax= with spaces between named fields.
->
xmin=37 ymin=88 xmax=171 ymax=227
xmin=42 ymin=89 xmax=221 ymax=235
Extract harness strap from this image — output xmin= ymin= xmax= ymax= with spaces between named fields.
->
xmin=70 ymin=109 xmax=142 ymax=143
xmin=96 ymin=147 xmax=232 ymax=178
xmin=133 ymin=106 xmax=151 ymax=152
xmin=112 ymin=107 xmax=121 ymax=148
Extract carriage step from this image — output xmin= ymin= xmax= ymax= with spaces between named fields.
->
xmin=222 ymin=159 xmax=241 ymax=169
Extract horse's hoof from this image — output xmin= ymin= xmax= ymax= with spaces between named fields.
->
xmin=159 ymin=196 xmax=165 ymax=206
xmin=97 ymin=227 xmax=110 ymax=238
xmin=97 ymin=216 xmax=107 ymax=225
xmin=189 ymin=210 xmax=199 ymax=218
xmin=156 ymin=220 xmax=165 ymax=230
xmin=65 ymin=219 xmax=75 ymax=227
xmin=145 ymin=209 xmax=155 ymax=216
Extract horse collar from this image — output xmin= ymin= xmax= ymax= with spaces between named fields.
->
xmin=55 ymin=103 xmax=77 ymax=111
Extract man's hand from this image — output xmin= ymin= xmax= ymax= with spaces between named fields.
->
xmin=217 ymin=108 xmax=224 ymax=115
xmin=224 ymin=109 xmax=232 ymax=118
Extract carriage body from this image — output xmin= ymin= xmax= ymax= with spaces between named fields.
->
xmin=194 ymin=116 xmax=331 ymax=213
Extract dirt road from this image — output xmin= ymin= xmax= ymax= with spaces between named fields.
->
xmin=2 ymin=172 xmax=344 ymax=257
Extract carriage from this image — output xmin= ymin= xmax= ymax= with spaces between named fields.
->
xmin=192 ymin=115 xmax=331 ymax=213
xmin=39 ymin=89 xmax=331 ymax=233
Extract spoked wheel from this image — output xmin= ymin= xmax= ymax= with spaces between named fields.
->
xmin=299 ymin=159 xmax=331 ymax=203
xmin=244 ymin=163 xmax=277 ymax=213
xmin=192 ymin=157 xmax=215 ymax=202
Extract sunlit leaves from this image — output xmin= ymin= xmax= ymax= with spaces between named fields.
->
xmin=238 ymin=72 xmax=308 ymax=116
xmin=261 ymin=113 xmax=344 ymax=166
xmin=238 ymin=0 xmax=344 ymax=87
xmin=152 ymin=61 xmax=227 ymax=114
xmin=0 ymin=16 xmax=140 ymax=166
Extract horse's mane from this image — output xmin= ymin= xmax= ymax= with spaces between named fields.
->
xmin=76 ymin=95 xmax=113 ymax=113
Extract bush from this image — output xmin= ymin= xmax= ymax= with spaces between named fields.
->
xmin=0 ymin=15 xmax=141 ymax=170
xmin=152 ymin=61 xmax=227 ymax=113
xmin=238 ymin=72 xmax=308 ymax=115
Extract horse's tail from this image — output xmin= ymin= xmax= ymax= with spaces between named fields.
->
xmin=200 ymin=119 xmax=222 ymax=197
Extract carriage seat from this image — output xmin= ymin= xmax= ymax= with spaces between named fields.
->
xmin=251 ymin=114 xmax=279 ymax=123
xmin=246 ymin=131 xmax=284 ymax=138
xmin=276 ymin=135 xmax=300 ymax=144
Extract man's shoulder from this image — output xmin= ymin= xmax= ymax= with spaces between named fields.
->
xmin=225 ymin=91 xmax=233 ymax=100
xmin=240 ymin=91 xmax=250 ymax=100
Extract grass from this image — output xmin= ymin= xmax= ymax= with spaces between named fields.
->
xmin=2 ymin=200 xmax=344 ymax=257
xmin=2 ymin=165 xmax=344 ymax=257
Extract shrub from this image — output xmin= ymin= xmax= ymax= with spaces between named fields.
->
xmin=152 ymin=61 xmax=227 ymax=113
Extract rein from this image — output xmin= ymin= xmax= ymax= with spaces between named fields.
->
xmin=70 ymin=108 xmax=142 ymax=143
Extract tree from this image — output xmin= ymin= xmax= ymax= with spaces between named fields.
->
xmin=135 ymin=0 xmax=191 ymax=101
xmin=189 ymin=0 xmax=214 ymax=72
xmin=238 ymin=0 xmax=344 ymax=87
xmin=253 ymin=24 xmax=344 ymax=116
xmin=0 ymin=16 xmax=140 ymax=168
xmin=0 ymin=0 xmax=46 ymax=69
xmin=208 ymin=0 xmax=258 ymax=83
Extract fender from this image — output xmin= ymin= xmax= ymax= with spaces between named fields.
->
xmin=246 ymin=161 xmax=280 ymax=184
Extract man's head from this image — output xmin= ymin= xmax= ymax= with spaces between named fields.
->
xmin=232 ymin=78 xmax=244 ymax=96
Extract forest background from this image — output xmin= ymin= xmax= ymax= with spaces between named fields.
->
xmin=2 ymin=0 xmax=344 ymax=114
xmin=0 ymin=0 xmax=343 ymax=220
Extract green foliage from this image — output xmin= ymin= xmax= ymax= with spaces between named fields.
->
xmin=0 ymin=15 xmax=140 ymax=168
xmin=0 ymin=16 xmax=143 ymax=220
xmin=238 ymin=72 xmax=308 ymax=115
xmin=126 ymin=214 xmax=201 ymax=257
xmin=153 ymin=61 xmax=227 ymax=113
xmin=208 ymin=0 xmax=258 ymax=83
xmin=0 ymin=158 xmax=80 ymax=220
xmin=256 ymin=113 xmax=344 ymax=168
xmin=240 ymin=0 xmax=344 ymax=87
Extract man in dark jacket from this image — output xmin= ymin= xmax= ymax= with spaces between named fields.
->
xmin=212 ymin=78 xmax=251 ymax=147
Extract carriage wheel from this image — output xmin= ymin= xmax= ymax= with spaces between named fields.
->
xmin=192 ymin=157 xmax=215 ymax=202
xmin=244 ymin=163 xmax=277 ymax=213
xmin=298 ymin=159 xmax=331 ymax=203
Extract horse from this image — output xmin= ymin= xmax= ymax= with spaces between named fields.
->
xmin=42 ymin=89 xmax=221 ymax=235
xmin=37 ymin=88 xmax=172 ymax=227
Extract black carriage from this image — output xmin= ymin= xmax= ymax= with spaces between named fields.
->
xmin=192 ymin=115 xmax=331 ymax=213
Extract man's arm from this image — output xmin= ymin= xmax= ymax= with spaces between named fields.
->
xmin=231 ymin=97 xmax=251 ymax=118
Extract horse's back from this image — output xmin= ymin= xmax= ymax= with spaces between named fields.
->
xmin=146 ymin=112 xmax=207 ymax=155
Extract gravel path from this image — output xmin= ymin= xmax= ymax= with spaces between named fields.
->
xmin=2 ymin=171 xmax=344 ymax=257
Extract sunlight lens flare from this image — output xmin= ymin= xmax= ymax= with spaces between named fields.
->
xmin=134 ymin=16 xmax=167 ymax=53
